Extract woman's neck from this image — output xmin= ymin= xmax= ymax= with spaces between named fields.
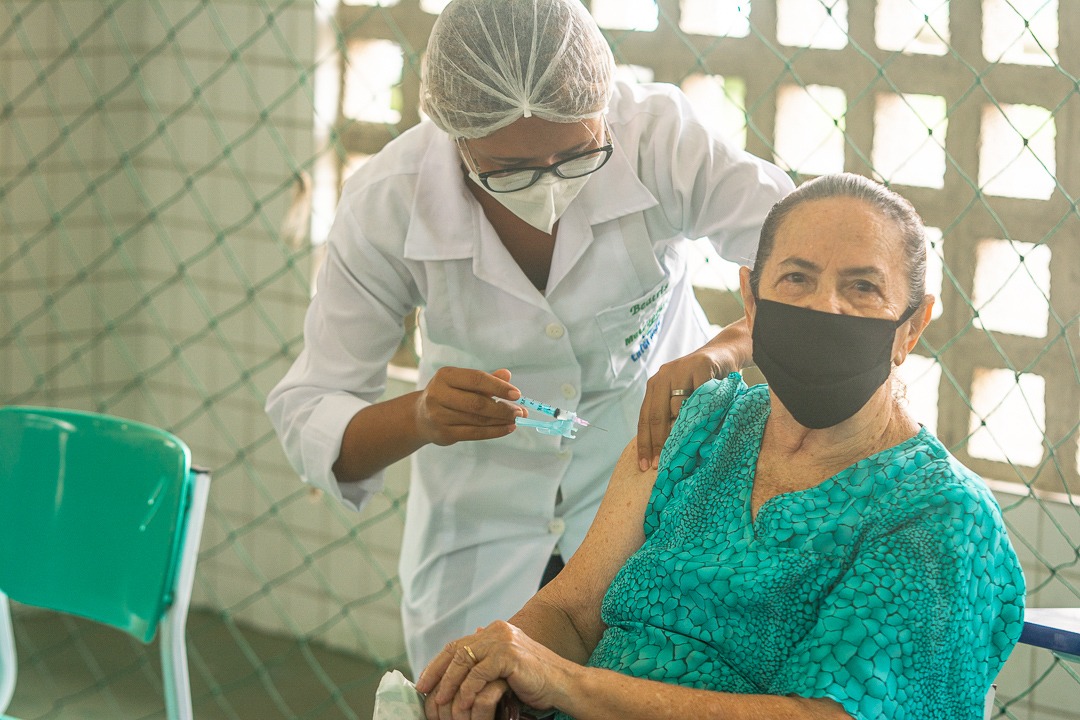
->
xmin=764 ymin=385 xmax=918 ymax=469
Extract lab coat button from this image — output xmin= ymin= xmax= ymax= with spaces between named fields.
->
xmin=548 ymin=518 xmax=566 ymax=535
xmin=545 ymin=323 xmax=565 ymax=339
xmin=561 ymin=384 xmax=577 ymax=399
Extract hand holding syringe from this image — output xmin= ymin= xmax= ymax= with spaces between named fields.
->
xmin=492 ymin=395 xmax=606 ymax=439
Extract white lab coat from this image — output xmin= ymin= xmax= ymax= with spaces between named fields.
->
xmin=266 ymin=81 xmax=793 ymax=671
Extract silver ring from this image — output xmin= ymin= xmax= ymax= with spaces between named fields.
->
xmin=670 ymin=388 xmax=692 ymax=397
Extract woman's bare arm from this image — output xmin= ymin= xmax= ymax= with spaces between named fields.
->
xmin=507 ymin=440 xmax=657 ymax=660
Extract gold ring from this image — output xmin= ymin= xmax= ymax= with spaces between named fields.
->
xmin=462 ymin=644 xmax=478 ymax=664
xmin=670 ymin=388 xmax=692 ymax=397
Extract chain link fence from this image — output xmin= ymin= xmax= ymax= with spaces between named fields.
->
xmin=1 ymin=1 xmax=1078 ymax=718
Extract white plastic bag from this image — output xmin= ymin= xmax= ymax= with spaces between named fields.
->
xmin=372 ymin=669 xmax=426 ymax=720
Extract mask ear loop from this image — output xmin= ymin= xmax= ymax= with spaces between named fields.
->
xmin=894 ymin=302 xmax=920 ymax=327
xmin=892 ymin=300 xmax=925 ymax=365
xmin=456 ymin=137 xmax=480 ymax=175
xmin=595 ymin=114 xmax=612 ymax=148
xmin=570 ymin=114 xmax=611 ymax=157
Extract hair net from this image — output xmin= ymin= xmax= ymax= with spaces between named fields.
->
xmin=421 ymin=0 xmax=615 ymax=139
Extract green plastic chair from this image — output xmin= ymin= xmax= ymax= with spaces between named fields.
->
xmin=0 ymin=406 xmax=211 ymax=720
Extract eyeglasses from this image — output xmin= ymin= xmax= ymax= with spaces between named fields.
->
xmin=461 ymin=119 xmax=613 ymax=193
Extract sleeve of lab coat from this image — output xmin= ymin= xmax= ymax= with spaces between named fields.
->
xmin=631 ymin=83 xmax=794 ymax=267
xmin=265 ymin=188 xmax=421 ymax=512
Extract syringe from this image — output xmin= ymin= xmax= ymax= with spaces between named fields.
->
xmin=492 ymin=395 xmax=606 ymax=437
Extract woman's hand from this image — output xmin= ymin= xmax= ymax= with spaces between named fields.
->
xmin=636 ymin=317 xmax=751 ymax=471
xmin=415 ymin=368 xmax=527 ymax=446
xmin=416 ymin=621 xmax=572 ymax=720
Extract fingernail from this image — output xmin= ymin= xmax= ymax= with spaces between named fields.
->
xmin=638 ymin=458 xmax=649 ymax=472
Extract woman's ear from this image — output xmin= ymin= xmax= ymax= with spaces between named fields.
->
xmin=739 ymin=266 xmax=757 ymax=333
xmin=893 ymin=294 xmax=934 ymax=365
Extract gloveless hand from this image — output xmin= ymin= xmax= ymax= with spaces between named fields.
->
xmin=417 ymin=621 xmax=573 ymax=720
xmin=415 ymin=367 xmax=526 ymax=446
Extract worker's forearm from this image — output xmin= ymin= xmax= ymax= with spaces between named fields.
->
xmin=331 ymin=391 xmax=426 ymax=483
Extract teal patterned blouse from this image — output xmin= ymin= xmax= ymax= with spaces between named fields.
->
xmin=573 ymin=374 xmax=1024 ymax=720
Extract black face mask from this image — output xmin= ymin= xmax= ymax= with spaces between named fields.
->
xmin=751 ymin=298 xmax=918 ymax=429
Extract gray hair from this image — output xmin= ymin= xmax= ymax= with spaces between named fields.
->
xmin=748 ymin=173 xmax=927 ymax=308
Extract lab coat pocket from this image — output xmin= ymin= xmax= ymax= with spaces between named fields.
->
xmin=595 ymin=277 xmax=672 ymax=386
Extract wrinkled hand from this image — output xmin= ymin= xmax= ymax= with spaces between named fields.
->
xmin=415 ymin=368 xmax=526 ymax=447
xmin=636 ymin=318 xmax=751 ymax=471
xmin=416 ymin=621 xmax=568 ymax=720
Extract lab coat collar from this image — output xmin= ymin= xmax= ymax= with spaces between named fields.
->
xmin=403 ymin=132 xmax=545 ymax=306
xmin=404 ymin=129 xmax=479 ymax=262
xmin=574 ymin=136 xmax=659 ymax=224
xmin=541 ymin=141 xmax=658 ymax=295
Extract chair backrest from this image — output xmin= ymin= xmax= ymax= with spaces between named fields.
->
xmin=0 ymin=406 xmax=195 ymax=643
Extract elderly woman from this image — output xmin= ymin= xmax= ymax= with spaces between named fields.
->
xmin=416 ymin=174 xmax=1025 ymax=720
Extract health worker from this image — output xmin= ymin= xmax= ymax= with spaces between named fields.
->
xmin=266 ymin=0 xmax=793 ymax=672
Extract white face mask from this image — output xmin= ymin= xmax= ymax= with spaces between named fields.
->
xmin=466 ymin=169 xmax=591 ymax=234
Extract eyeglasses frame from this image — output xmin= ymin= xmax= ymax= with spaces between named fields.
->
xmin=459 ymin=117 xmax=613 ymax=194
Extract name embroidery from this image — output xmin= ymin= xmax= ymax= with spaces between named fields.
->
xmin=629 ymin=282 xmax=668 ymax=316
